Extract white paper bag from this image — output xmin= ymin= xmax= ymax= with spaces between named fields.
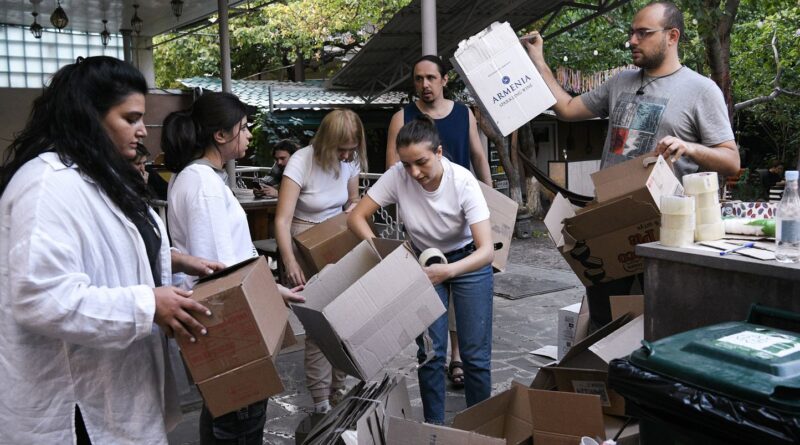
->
xmin=452 ymin=21 xmax=556 ymax=136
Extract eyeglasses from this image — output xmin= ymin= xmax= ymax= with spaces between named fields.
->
xmin=628 ymin=28 xmax=669 ymax=40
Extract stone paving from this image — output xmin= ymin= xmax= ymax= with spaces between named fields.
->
xmin=168 ymin=220 xmax=584 ymax=445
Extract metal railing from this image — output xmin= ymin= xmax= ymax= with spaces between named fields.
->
xmin=359 ymin=172 xmax=404 ymax=240
xmin=234 ymin=168 xmax=404 ymax=240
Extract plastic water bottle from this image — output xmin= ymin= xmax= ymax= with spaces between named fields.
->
xmin=775 ymin=170 xmax=800 ymax=263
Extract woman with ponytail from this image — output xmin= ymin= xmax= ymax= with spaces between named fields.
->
xmin=0 ymin=56 xmax=219 ymax=443
xmin=162 ymin=91 xmax=304 ymax=444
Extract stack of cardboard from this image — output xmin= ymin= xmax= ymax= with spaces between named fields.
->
xmin=302 ymin=375 xmax=412 ymax=445
xmin=544 ymin=154 xmax=683 ymax=286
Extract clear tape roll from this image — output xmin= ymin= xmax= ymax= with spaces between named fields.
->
xmin=660 ymin=228 xmax=695 ymax=247
xmin=419 ymin=248 xmax=448 ymax=267
xmin=695 ymin=221 xmax=726 ymax=241
xmin=661 ymin=214 xmax=696 ymax=230
xmin=694 ymin=191 xmax=720 ymax=209
xmin=660 ymin=195 xmax=695 ymax=215
xmin=683 ymin=172 xmax=719 ymax=194
xmin=696 ymin=205 xmax=723 ymax=225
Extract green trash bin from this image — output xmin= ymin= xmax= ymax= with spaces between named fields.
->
xmin=609 ymin=304 xmax=800 ymax=445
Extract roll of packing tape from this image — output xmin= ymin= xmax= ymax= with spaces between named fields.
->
xmin=661 ymin=214 xmax=696 ymax=231
xmin=419 ymin=248 xmax=448 ymax=267
xmin=660 ymin=195 xmax=695 ymax=215
xmin=694 ymin=191 xmax=720 ymax=209
xmin=696 ymin=205 xmax=723 ymax=225
xmin=683 ymin=172 xmax=719 ymax=194
xmin=660 ymin=228 xmax=695 ymax=247
xmin=695 ymin=221 xmax=726 ymax=241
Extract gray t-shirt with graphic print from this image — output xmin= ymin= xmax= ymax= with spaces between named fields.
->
xmin=580 ymin=66 xmax=734 ymax=178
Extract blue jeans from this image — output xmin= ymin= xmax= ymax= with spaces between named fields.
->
xmin=415 ymin=250 xmax=494 ymax=423
xmin=199 ymin=400 xmax=267 ymax=445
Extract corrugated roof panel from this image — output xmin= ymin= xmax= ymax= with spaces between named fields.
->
xmin=179 ymin=77 xmax=407 ymax=109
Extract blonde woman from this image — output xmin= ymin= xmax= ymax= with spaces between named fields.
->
xmin=274 ymin=109 xmax=367 ymax=412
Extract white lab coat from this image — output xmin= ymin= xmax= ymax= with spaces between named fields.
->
xmin=0 ymin=153 xmax=180 ymax=444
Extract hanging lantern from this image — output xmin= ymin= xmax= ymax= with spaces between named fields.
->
xmin=171 ymin=0 xmax=184 ymax=19
xmin=131 ymin=4 xmax=143 ymax=34
xmin=30 ymin=12 xmax=44 ymax=38
xmin=50 ymin=0 xmax=69 ymax=30
xmin=100 ymin=19 xmax=111 ymax=46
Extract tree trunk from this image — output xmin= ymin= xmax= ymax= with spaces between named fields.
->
xmin=294 ymin=47 xmax=306 ymax=82
xmin=517 ymin=123 xmax=543 ymax=216
xmin=474 ymin=109 xmax=525 ymax=210
xmin=700 ymin=0 xmax=740 ymax=121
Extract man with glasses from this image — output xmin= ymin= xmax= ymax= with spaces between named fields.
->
xmin=523 ymin=0 xmax=738 ymax=179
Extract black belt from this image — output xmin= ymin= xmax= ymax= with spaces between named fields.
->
xmin=444 ymin=242 xmax=476 ymax=257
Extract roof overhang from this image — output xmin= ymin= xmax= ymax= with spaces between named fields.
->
xmin=330 ymin=0 xmax=631 ymax=102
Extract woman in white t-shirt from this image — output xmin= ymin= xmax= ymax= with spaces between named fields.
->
xmin=162 ymin=92 xmax=304 ymax=444
xmin=348 ymin=115 xmax=494 ymax=424
xmin=275 ymin=108 xmax=367 ymax=413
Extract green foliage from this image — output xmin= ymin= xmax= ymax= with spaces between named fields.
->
xmin=731 ymin=168 xmax=766 ymax=201
xmin=729 ymin=1 xmax=800 ymax=166
xmin=250 ymin=111 xmax=314 ymax=166
xmin=154 ymin=0 xmax=411 ymax=88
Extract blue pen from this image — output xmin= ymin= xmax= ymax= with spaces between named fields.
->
xmin=719 ymin=242 xmax=755 ymax=256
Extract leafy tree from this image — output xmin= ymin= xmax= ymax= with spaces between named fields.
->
xmin=153 ymin=0 xmax=410 ymax=87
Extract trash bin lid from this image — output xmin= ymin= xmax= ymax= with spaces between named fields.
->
xmin=630 ymin=321 xmax=800 ymax=413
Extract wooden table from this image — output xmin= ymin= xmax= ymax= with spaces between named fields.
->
xmin=636 ymin=241 xmax=800 ymax=341
xmin=237 ymin=195 xmax=278 ymax=240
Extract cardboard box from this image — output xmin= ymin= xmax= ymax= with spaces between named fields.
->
xmin=387 ymin=417 xmax=505 ymax=445
xmin=529 ymin=389 xmax=639 ymax=445
xmin=450 ymin=381 xmax=534 ymax=445
xmin=557 ymin=296 xmax=590 ymax=360
xmin=480 ymin=182 xmax=519 ymax=272
xmin=293 ymin=239 xmax=446 ymax=381
xmin=293 ymin=213 xmax=364 ymax=275
xmin=452 ymin=21 xmax=556 ymax=137
xmin=421 ymin=380 xmax=637 ymax=445
xmin=544 ymin=154 xmax=683 ymax=286
xmin=533 ymin=313 xmax=644 ymax=417
xmin=176 ymin=256 xmax=290 ymax=417
xmin=609 ymin=294 xmax=644 ymax=321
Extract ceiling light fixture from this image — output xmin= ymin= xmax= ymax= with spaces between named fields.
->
xmin=30 ymin=12 xmax=43 ymax=38
xmin=131 ymin=4 xmax=143 ymax=34
xmin=100 ymin=19 xmax=111 ymax=46
xmin=50 ymin=0 xmax=69 ymax=30
xmin=171 ymin=0 xmax=184 ymax=19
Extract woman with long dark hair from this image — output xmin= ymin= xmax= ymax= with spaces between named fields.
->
xmin=162 ymin=91 xmax=304 ymax=445
xmin=0 ymin=56 xmax=218 ymax=443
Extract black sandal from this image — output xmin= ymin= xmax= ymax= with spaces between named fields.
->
xmin=447 ymin=361 xmax=465 ymax=388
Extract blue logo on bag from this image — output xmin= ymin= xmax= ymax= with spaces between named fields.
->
xmin=502 ymin=76 xmax=510 ymax=84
